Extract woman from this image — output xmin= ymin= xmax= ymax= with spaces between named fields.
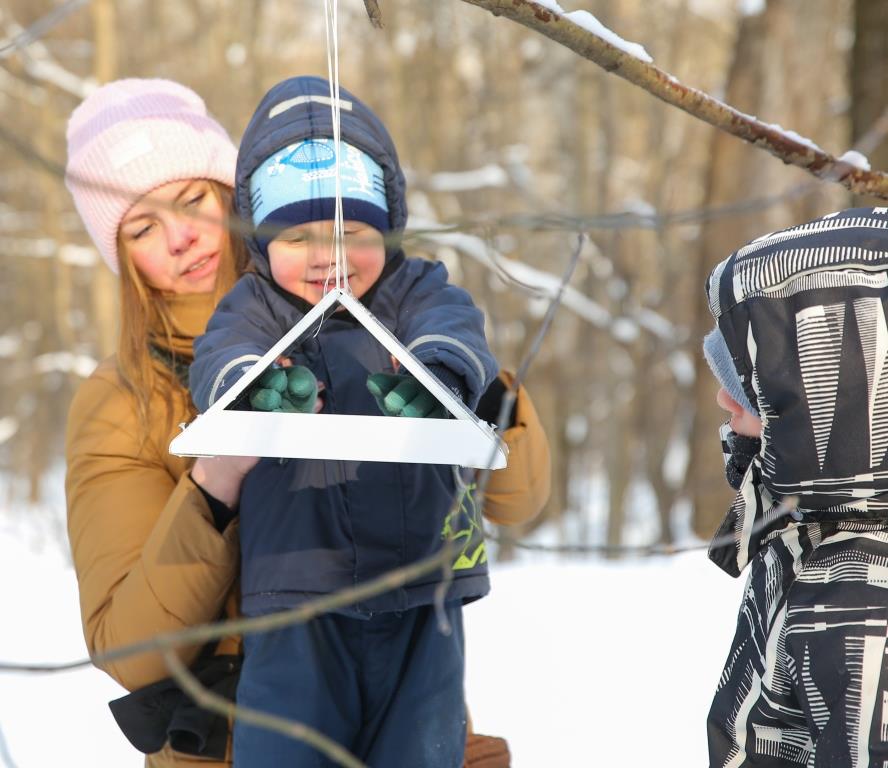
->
xmin=64 ymin=78 xmax=549 ymax=767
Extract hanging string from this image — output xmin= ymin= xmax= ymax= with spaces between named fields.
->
xmin=322 ymin=0 xmax=348 ymax=294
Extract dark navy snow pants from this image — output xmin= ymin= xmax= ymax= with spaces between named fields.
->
xmin=233 ymin=603 xmax=466 ymax=767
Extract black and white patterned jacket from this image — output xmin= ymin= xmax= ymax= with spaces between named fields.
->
xmin=705 ymin=207 xmax=888 ymax=767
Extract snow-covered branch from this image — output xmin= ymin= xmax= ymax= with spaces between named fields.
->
xmin=0 ymin=237 xmax=99 ymax=267
xmin=0 ymin=0 xmax=88 ymax=59
xmin=408 ymin=163 xmax=510 ymax=193
xmin=0 ymin=9 xmax=95 ymax=99
xmin=458 ymin=0 xmax=888 ymax=199
xmin=409 ymin=217 xmax=686 ymax=346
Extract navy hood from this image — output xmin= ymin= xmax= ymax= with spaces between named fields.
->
xmin=235 ymin=76 xmax=408 ymax=277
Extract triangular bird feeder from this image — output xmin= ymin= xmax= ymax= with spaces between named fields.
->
xmin=170 ymin=288 xmax=508 ymax=468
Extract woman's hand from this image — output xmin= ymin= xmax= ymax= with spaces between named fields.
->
xmin=191 ymin=454 xmax=260 ymax=509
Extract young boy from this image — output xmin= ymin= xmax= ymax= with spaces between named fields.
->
xmin=702 ymin=207 xmax=888 ymax=767
xmin=189 ymin=76 xmax=497 ymax=767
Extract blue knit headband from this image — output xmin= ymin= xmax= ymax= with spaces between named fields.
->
xmin=703 ymin=327 xmax=758 ymax=416
xmin=250 ymin=138 xmax=389 ymax=243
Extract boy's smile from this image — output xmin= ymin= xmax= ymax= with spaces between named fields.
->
xmin=268 ymin=219 xmax=386 ymax=304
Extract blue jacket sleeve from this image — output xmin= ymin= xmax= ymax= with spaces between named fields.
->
xmin=382 ymin=260 xmax=497 ymax=409
xmin=189 ymin=275 xmax=285 ymax=412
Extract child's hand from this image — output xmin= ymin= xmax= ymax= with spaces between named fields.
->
xmin=366 ymin=372 xmax=447 ymax=418
xmin=250 ymin=365 xmax=319 ymax=413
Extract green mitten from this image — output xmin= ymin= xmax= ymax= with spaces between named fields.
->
xmin=250 ymin=387 xmax=282 ymax=411
xmin=258 ymin=368 xmax=287 ymax=392
xmin=249 ymin=367 xmax=286 ymax=410
xmin=366 ymin=372 xmax=446 ymax=419
xmin=249 ymin=365 xmax=317 ymax=413
xmin=283 ymin=365 xmax=318 ymax=413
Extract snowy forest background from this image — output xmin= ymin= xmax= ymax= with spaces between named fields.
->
xmin=1 ymin=0 xmax=888 ymax=765
xmin=6 ymin=0 xmax=888 ymax=549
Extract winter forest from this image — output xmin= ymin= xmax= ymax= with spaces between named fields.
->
xmin=2 ymin=0 xmax=888 ymax=766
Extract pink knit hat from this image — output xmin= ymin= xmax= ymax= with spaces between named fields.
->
xmin=65 ymin=78 xmax=237 ymax=274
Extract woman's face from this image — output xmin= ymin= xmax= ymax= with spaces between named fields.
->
xmin=119 ymin=179 xmax=226 ymax=294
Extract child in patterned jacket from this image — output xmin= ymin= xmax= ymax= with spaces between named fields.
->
xmin=702 ymin=207 xmax=888 ymax=767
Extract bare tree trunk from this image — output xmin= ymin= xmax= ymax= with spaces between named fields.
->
xmin=852 ymin=0 xmax=888 ymax=206
xmin=90 ymin=0 xmax=118 ymax=360
xmin=688 ymin=0 xmax=851 ymax=538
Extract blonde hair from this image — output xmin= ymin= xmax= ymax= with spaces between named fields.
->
xmin=115 ymin=180 xmax=248 ymax=435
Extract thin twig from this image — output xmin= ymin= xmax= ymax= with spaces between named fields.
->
xmin=0 ymin=0 xmax=88 ymax=58
xmin=486 ymin=495 xmax=801 ymax=559
xmin=0 ymin=113 xmax=884 ymax=266
xmin=0 ymin=721 xmax=18 ymax=768
xmin=853 ymin=105 xmax=888 ymax=158
xmin=0 ymin=119 xmax=822 ymax=237
xmin=163 ymin=650 xmax=366 ymax=768
xmin=362 ymin=0 xmax=384 ymax=28
xmin=474 ymin=232 xmax=585 ymax=507
xmin=0 ymin=542 xmax=455 ymax=674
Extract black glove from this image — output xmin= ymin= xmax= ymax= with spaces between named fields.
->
xmin=725 ymin=431 xmax=761 ymax=490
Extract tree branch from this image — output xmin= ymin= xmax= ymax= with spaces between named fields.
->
xmin=363 ymin=0 xmax=384 ymax=29
xmin=457 ymin=0 xmax=888 ymax=199
xmin=163 ymin=651 xmax=366 ymax=768
xmin=0 ymin=720 xmax=18 ymax=768
xmin=0 ymin=542 xmax=455 ymax=675
xmin=0 ymin=8 xmax=95 ymax=99
xmin=409 ymin=217 xmax=686 ymax=345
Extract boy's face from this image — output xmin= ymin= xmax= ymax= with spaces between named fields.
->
xmin=267 ymin=220 xmax=386 ymax=304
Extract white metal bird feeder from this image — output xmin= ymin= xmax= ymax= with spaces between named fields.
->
xmin=169 ymin=288 xmax=508 ymax=468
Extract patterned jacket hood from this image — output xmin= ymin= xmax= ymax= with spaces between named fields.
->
xmin=234 ymin=76 xmax=408 ymax=279
xmin=706 ymin=207 xmax=888 ymax=576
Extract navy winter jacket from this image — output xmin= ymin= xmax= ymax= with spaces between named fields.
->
xmin=190 ymin=76 xmax=497 ymax=617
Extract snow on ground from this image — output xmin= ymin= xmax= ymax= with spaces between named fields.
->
xmin=0 ymin=518 xmax=744 ymax=767
xmin=465 ymin=552 xmax=745 ymax=766
xmin=0 ymin=521 xmax=139 ymax=767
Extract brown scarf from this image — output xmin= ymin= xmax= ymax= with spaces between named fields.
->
xmin=148 ymin=292 xmax=217 ymax=387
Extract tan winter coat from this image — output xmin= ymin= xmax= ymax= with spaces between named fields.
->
xmin=66 ymin=293 xmax=239 ymax=766
xmin=65 ymin=292 xmax=549 ymax=767
xmin=484 ymin=370 xmax=550 ymax=527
